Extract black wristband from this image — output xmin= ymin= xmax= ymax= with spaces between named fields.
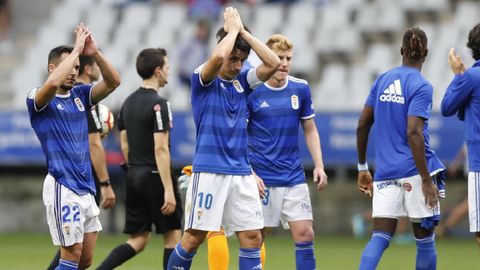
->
xmin=100 ymin=179 xmax=111 ymax=187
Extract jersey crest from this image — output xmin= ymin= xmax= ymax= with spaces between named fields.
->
xmin=233 ymin=80 xmax=244 ymax=93
xmin=291 ymin=95 xmax=299 ymax=110
xmin=74 ymin=98 xmax=85 ymax=112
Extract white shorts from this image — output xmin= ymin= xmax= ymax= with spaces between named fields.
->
xmin=184 ymin=172 xmax=263 ymax=233
xmin=468 ymin=172 xmax=480 ymax=232
xmin=43 ymin=175 xmax=102 ymax=246
xmin=262 ymin=183 xmax=313 ymax=229
xmin=372 ymin=174 xmax=440 ymax=220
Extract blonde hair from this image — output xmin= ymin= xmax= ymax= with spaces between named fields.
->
xmin=266 ymin=34 xmax=293 ymax=51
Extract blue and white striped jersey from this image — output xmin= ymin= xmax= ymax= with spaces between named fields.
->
xmin=26 ymin=84 xmax=96 ymax=195
xmin=247 ymin=76 xmax=315 ymax=187
xmin=191 ymin=65 xmax=261 ymax=175
xmin=365 ymin=66 xmax=444 ymax=181
xmin=442 ymin=60 xmax=480 ymax=172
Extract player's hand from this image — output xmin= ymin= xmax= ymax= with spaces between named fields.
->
xmin=253 ymin=173 xmax=266 ymax=199
xmin=422 ymin=179 xmax=439 ymax=208
xmin=100 ymin=185 xmax=116 ymax=209
xmin=161 ymin=190 xmax=176 ymax=215
xmin=223 ymin=7 xmax=242 ymax=34
xmin=448 ymin=47 xmax=465 ymax=75
xmin=357 ymin=171 xmax=373 ymax=197
xmin=81 ymin=24 xmax=100 ymax=56
xmin=73 ymin=23 xmax=89 ymax=55
xmin=313 ymin=167 xmax=328 ymax=191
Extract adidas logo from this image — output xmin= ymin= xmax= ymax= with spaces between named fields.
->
xmin=56 ymin=103 xmax=65 ymax=110
xmin=259 ymin=101 xmax=270 ymax=108
xmin=252 ymin=263 xmax=263 ymax=269
xmin=379 ymin=79 xmax=405 ymax=104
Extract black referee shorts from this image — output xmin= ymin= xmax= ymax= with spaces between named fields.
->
xmin=123 ymin=166 xmax=183 ymax=234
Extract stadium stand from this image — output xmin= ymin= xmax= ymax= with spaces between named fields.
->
xmin=2 ymin=0 xmax=480 ymax=112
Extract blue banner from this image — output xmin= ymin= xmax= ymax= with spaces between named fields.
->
xmin=0 ymin=111 xmax=45 ymax=165
xmin=0 ymin=111 xmax=466 ymax=168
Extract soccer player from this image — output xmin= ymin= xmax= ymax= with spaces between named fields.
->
xmin=96 ymin=48 xmax=182 ymax=270
xmin=356 ymin=27 xmax=445 ymax=270
xmin=26 ymin=23 xmax=121 ymax=270
xmin=46 ymin=55 xmax=116 ymax=270
xmin=441 ymin=22 xmax=480 ymax=248
xmin=167 ymin=7 xmax=280 ymax=270
xmin=246 ymin=34 xmax=328 ymax=270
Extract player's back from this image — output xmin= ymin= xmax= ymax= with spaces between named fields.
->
xmin=366 ymin=66 xmax=443 ymax=180
xmin=119 ymin=88 xmax=171 ymax=167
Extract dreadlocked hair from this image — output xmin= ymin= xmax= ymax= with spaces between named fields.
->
xmin=402 ymin=27 xmax=428 ymax=61
xmin=467 ymin=23 xmax=480 ymax=60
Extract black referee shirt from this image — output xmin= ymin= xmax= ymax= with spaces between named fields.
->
xmin=118 ymin=87 xmax=172 ymax=167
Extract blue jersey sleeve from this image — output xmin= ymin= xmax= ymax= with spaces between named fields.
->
xmin=75 ymin=84 xmax=94 ymax=109
xmin=26 ymin=88 xmax=38 ymax=116
xmin=237 ymin=68 xmax=255 ymax=95
xmin=441 ymin=71 xmax=475 ymax=117
xmin=365 ymin=78 xmax=379 ymax=107
xmin=408 ymin=83 xmax=432 ymax=119
xmin=300 ymin=84 xmax=315 ymax=119
xmin=191 ymin=65 xmax=214 ymax=100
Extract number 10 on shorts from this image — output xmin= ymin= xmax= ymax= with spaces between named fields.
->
xmin=197 ymin=192 xmax=213 ymax=209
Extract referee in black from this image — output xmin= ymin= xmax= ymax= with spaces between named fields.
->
xmin=96 ymin=48 xmax=182 ymax=270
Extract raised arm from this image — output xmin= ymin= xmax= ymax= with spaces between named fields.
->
xmin=81 ymin=25 xmax=121 ymax=103
xmin=35 ymin=25 xmax=88 ymax=108
xmin=441 ymin=48 xmax=472 ymax=116
xmin=90 ymin=51 xmax=121 ymax=103
xmin=200 ymin=7 xmax=242 ymax=84
xmin=240 ymin=29 xmax=280 ymax=82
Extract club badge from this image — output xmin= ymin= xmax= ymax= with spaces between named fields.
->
xmin=233 ymin=80 xmax=244 ymax=93
xmin=74 ymin=98 xmax=85 ymax=112
xmin=291 ymin=95 xmax=299 ymax=110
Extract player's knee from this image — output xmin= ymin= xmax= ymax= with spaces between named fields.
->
xmin=238 ymin=230 xmax=262 ymax=248
xmin=293 ymin=226 xmax=315 ymax=242
xmin=182 ymin=230 xmax=207 ymax=252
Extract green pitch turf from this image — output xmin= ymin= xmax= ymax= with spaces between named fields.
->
xmin=0 ymin=233 xmax=478 ymax=269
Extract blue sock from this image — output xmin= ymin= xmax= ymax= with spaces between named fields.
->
xmin=239 ymin=248 xmax=262 ymax=270
xmin=359 ymin=231 xmax=392 ymax=270
xmin=55 ymin=259 xmax=78 ymax=270
xmin=295 ymin=241 xmax=316 ymax=270
xmin=166 ymin=243 xmax=195 ymax=270
xmin=415 ymin=234 xmax=436 ymax=270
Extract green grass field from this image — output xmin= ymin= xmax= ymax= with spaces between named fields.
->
xmin=0 ymin=233 xmax=478 ymax=269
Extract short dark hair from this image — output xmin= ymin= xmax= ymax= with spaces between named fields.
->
xmin=48 ymin=45 xmax=74 ymax=65
xmin=467 ymin=23 xmax=480 ymax=60
xmin=215 ymin=26 xmax=251 ymax=54
xmin=402 ymin=27 xmax=428 ymax=61
xmin=136 ymin=48 xmax=167 ymax=80
xmin=78 ymin=55 xmax=96 ymax=75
